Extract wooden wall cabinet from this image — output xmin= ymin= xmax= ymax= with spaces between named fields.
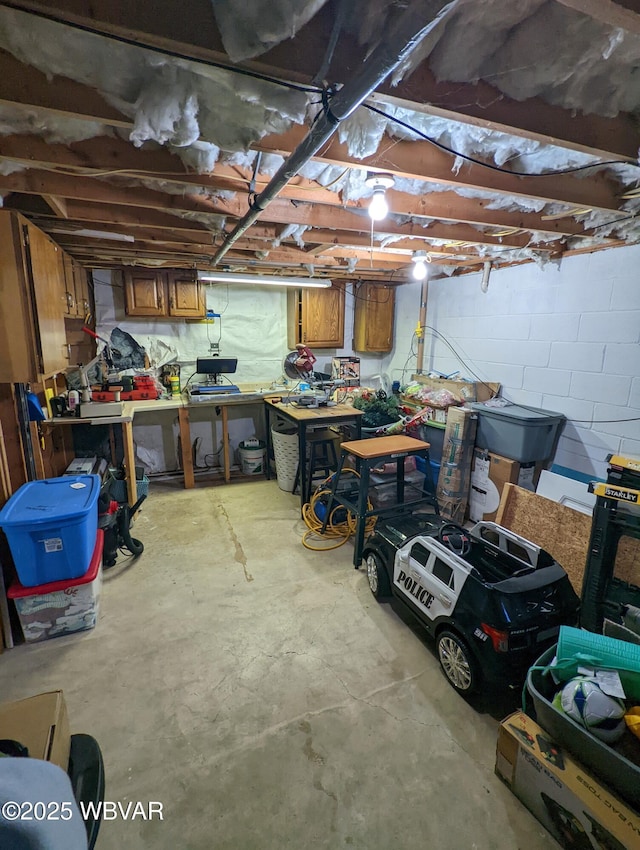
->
xmin=124 ymin=269 xmax=204 ymax=318
xmin=287 ymin=283 xmax=345 ymax=349
xmin=62 ymin=254 xmax=91 ymax=320
xmin=0 ymin=212 xmax=69 ymax=382
xmin=353 ymin=282 xmax=395 ymax=353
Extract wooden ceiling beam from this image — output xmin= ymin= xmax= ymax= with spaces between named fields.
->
xmin=255 ymin=126 xmax=624 ymax=215
xmin=38 ymin=221 xmax=216 ymax=245
xmin=0 ymin=117 xmax=624 ymax=220
xmin=0 ymin=167 xmax=592 ymax=237
xmin=11 ymin=200 xmax=216 ymax=232
xmin=294 ymin=227 xmax=561 ymax=252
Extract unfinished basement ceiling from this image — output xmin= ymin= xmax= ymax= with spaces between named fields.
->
xmin=1 ymin=0 xmax=640 ymax=279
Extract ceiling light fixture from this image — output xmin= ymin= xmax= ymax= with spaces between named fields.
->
xmin=197 ymin=272 xmax=331 ymax=288
xmin=365 ymin=172 xmax=395 ymax=222
xmin=411 ymin=250 xmax=431 ymax=281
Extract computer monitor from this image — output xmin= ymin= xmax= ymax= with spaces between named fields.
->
xmin=196 ymin=357 xmax=238 ymax=376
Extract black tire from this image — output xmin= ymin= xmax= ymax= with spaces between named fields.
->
xmin=364 ymin=551 xmax=391 ymax=600
xmin=436 ymin=630 xmax=480 ymax=694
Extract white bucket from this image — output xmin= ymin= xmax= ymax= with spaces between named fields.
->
xmin=238 ymin=440 xmax=266 ymax=475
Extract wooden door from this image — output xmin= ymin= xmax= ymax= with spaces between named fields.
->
xmin=288 ymin=283 xmax=345 ymax=348
xmin=353 ymin=282 xmax=395 ymax=352
xmin=24 ymin=222 xmax=69 ymax=375
xmin=166 ymin=270 xmax=204 ymax=317
xmin=124 ymin=269 xmax=166 ymax=316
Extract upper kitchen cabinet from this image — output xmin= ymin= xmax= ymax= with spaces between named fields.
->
xmin=0 ymin=212 xmax=69 ymax=382
xmin=166 ymin=270 xmax=205 ymax=318
xmin=62 ymin=254 xmax=91 ymax=321
xmin=353 ymin=282 xmax=395 ymax=353
xmin=123 ymin=268 xmax=166 ymax=317
xmin=124 ymin=269 xmax=204 ymax=318
xmin=287 ymin=283 xmax=345 ymax=349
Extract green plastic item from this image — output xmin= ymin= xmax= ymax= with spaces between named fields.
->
xmin=548 ymin=625 xmax=640 ymax=701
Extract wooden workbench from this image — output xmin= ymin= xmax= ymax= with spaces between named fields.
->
xmin=45 ymin=388 xmax=283 ymax=505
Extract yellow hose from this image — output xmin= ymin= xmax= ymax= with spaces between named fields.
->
xmin=301 ymin=470 xmax=376 ymax=551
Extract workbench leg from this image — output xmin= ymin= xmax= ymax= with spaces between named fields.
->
xmin=122 ymin=420 xmax=138 ymax=506
xmin=354 ymin=459 xmax=370 ymax=569
xmin=178 ymin=407 xmax=195 ymax=489
xmin=28 ymin=422 xmax=46 ymax=480
xmin=264 ymin=405 xmax=271 ymax=480
xmin=299 ymin=424 xmax=307 ymax=511
xmin=222 ymin=406 xmax=230 ymax=483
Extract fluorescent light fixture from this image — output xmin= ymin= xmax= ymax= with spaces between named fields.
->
xmin=49 ymin=228 xmax=135 ymax=242
xmin=197 ymin=272 xmax=331 ymax=288
xmin=365 ymin=172 xmax=395 ymax=222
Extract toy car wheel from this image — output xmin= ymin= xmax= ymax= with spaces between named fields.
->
xmin=436 ymin=630 xmax=479 ymax=694
xmin=365 ymin=551 xmax=390 ymax=599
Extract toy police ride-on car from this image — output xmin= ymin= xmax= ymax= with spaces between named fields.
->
xmin=363 ymin=513 xmax=580 ymax=695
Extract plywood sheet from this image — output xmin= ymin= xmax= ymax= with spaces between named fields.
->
xmin=495 ymin=483 xmax=591 ymax=593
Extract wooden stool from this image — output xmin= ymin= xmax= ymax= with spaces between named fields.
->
xmin=293 ymin=428 xmax=339 ymax=503
xmin=321 ymin=435 xmax=439 ymax=568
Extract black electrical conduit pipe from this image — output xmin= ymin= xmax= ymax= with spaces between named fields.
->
xmin=210 ymin=0 xmax=461 ymax=266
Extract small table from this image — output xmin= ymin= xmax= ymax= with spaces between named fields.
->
xmin=321 ymin=435 xmax=439 ymax=568
xmin=264 ymin=399 xmax=363 ymax=509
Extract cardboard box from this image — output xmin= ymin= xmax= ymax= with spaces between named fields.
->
xmin=411 ymin=374 xmax=500 ymax=403
xmin=0 ymin=691 xmax=70 ymax=769
xmin=469 ymin=449 xmax=542 ymax=522
xmin=436 ymin=406 xmax=477 ymax=522
xmin=332 ymin=357 xmax=360 ymax=387
xmin=496 ymin=711 xmax=640 ymax=850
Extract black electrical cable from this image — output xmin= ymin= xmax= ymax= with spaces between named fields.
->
xmin=414 ymin=323 xmax=640 ymax=424
xmin=363 ymin=102 xmax=639 ymax=178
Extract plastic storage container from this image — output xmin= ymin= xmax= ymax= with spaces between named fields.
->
xmin=526 ymin=644 xmax=640 ymax=810
xmin=471 ymin=403 xmax=565 ymax=463
xmin=271 ymin=422 xmax=299 ymax=492
xmin=8 ymin=530 xmax=103 ymax=643
xmin=0 ymin=474 xmax=100 ymax=586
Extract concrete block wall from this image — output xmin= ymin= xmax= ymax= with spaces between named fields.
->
xmin=383 ymin=246 xmax=640 ymax=481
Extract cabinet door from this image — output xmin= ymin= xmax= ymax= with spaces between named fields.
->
xmin=25 ymin=223 xmax=69 ymax=375
xmin=124 ymin=269 xmax=166 ymax=317
xmin=61 ymin=253 xmax=77 ymax=316
xmin=166 ymin=270 xmax=204 ymax=317
xmin=353 ymin=282 xmax=395 ymax=352
xmin=72 ymin=261 xmax=91 ymax=322
xmin=288 ymin=283 xmax=345 ymax=348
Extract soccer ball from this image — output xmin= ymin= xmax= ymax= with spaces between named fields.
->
xmin=559 ymin=676 xmax=626 ymax=743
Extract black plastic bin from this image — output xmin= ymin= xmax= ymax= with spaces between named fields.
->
xmin=527 ymin=644 xmax=640 ymax=811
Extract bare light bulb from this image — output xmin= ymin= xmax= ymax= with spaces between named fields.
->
xmin=412 ymin=259 xmax=427 ymax=280
xmin=368 ymin=187 xmax=389 ymax=221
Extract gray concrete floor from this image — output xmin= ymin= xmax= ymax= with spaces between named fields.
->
xmin=1 ymin=479 xmax=558 ymax=849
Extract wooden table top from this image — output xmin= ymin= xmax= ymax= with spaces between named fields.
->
xmin=340 ymin=435 xmax=430 ymax=459
xmin=265 ymin=399 xmax=364 ymax=423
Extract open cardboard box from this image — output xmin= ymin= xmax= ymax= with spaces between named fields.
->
xmin=496 ymin=711 xmax=640 ymax=850
xmin=410 ymin=374 xmax=500 ymax=403
xmin=0 ymin=690 xmax=70 ymax=770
